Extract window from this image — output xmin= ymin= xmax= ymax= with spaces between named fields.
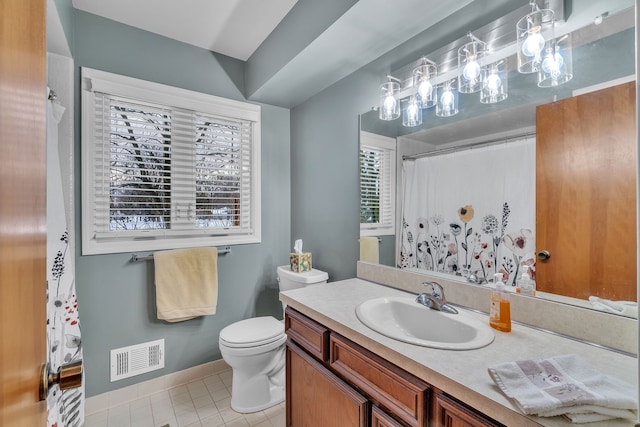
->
xmin=360 ymin=131 xmax=396 ymax=236
xmin=81 ymin=68 xmax=261 ymax=255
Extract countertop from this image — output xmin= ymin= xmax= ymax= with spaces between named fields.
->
xmin=280 ymin=278 xmax=638 ymax=427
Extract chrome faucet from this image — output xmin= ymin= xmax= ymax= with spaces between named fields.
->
xmin=415 ymin=281 xmax=458 ymax=314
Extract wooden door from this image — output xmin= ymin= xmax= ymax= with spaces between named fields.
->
xmin=286 ymin=341 xmax=368 ymax=427
xmin=536 ymin=82 xmax=636 ymax=301
xmin=0 ymin=0 xmax=48 ymax=425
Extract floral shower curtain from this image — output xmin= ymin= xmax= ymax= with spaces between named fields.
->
xmin=399 ymin=137 xmax=536 ymax=286
xmin=47 ymin=89 xmax=84 ymax=427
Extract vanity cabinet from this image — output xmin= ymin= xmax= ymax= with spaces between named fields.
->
xmin=285 ymin=307 xmax=503 ymax=427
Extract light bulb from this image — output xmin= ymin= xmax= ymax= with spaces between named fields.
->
xmin=417 ymin=79 xmax=433 ymax=100
xmin=522 ymin=29 xmax=545 ymax=57
xmin=485 ymin=73 xmax=502 ymax=93
xmin=441 ymin=89 xmax=454 ymax=109
xmin=542 ymin=51 xmax=564 ymax=77
xmin=462 ymin=60 xmax=481 ymax=83
xmin=383 ymin=94 xmax=396 ymax=115
xmin=407 ymin=101 xmax=418 ymax=119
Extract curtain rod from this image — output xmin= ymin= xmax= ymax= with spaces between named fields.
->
xmin=402 ymin=131 xmax=536 ymax=161
xmin=131 ymin=246 xmax=232 ymax=262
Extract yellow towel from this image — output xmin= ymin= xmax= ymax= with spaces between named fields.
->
xmin=360 ymin=237 xmax=379 ymax=263
xmin=154 ymin=247 xmax=218 ymax=322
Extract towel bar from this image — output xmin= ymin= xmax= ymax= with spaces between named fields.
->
xmin=131 ymin=246 xmax=231 ymax=262
xmin=358 ymin=237 xmax=382 ymax=242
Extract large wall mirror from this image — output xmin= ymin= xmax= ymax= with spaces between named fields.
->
xmin=360 ymin=1 xmax=637 ymax=316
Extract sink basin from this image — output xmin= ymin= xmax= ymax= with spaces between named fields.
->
xmin=355 ymin=297 xmax=495 ymax=350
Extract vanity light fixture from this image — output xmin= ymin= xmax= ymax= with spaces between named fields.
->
xmin=480 ymin=59 xmax=508 ymax=104
xmin=436 ymin=79 xmax=459 ymax=118
xmin=379 ymin=76 xmax=401 ymax=121
xmin=516 ymin=1 xmax=555 ymax=73
xmin=412 ymin=58 xmax=437 ymax=109
xmin=375 ymin=0 xmax=572 ymax=125
xmin=402 ymin=95 xmax=422 ymax=127
xmin=538 ymin=33 xmax=573 ymax=87
xmin=458 ymin=33 xmax=487 ymax=93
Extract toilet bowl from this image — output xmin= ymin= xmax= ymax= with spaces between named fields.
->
xmin=218 ymin=266 xmax=328 ymax=413
xmin=219 ymin=316 xmax=287 ymax=413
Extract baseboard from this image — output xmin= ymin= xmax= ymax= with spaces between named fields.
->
xmin=85 ymin=359 xmax=231 ymax=415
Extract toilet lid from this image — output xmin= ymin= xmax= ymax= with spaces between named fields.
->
xmin=219 ymin=316 xmax=285 ymax=347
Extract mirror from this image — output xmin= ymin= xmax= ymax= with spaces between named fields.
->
xmin=360 ymin=3 xmax=636 ymax=315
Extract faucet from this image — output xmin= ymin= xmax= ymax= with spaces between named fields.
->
xmin=466 ymin=273 xmax=484 ymax=285
xmin=415 ymin=281 xmax=458 ymax=314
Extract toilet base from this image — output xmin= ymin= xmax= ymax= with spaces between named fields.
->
xmin=230 ymin=366 xmax=285 ymax=413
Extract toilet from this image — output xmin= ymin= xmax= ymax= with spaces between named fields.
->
xmin=219 ymin=265 xmax=329 ymax=413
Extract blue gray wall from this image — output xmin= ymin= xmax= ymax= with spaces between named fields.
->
xmin=72 ymin=11 xmax=291 ymax=396
xmin=289 ymin=0 xmax=532 ymax=279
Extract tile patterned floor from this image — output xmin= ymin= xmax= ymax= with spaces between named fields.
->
xmin=84 ymin=370 xmax=285 ymax=427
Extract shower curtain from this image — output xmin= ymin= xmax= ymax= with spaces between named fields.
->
xmin=399 ymin=137 xmax=536 ymax=286
xmin=47 ymin=89 xmax=84 ymax=427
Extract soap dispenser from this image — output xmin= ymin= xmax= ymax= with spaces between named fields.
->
xmin=489 ymin=273 xmax=511 ymax=332
xmin=516 ymin=265 xmax=536 ymax=296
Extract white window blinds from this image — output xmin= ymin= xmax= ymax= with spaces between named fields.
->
xmin=82 ymin=68 xmax=261 ymax=254
xmin=360 ymin=131 xmax=396 ymax=236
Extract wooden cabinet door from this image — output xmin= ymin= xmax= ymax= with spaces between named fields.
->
xmin=286 ymin=341 xmax=368 ymax=427
xmin=536 ymin=82 xmax=636 ymax=301
xmin=433 ymin=393 xmax=502 ymax=427
xmin=372 ymin=405 xmax=405 ymax=427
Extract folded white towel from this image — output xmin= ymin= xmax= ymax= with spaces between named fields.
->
xmin=488 ymin=354 xmax=637 ymax=422
xmin=588 ymin=296 xmax=638 ymax=318
xmin=540 ymin=404 xmax=637 ymax=423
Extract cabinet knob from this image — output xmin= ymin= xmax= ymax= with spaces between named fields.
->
xmin=537 ymin=250 xmax=551 ymax=261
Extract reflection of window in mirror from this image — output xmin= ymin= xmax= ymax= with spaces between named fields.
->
xmin=360 ymin=131 xmax=396 ymax=237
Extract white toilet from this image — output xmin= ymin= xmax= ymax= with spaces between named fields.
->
xmin=218 ymin=265 xmax=329 ymax=413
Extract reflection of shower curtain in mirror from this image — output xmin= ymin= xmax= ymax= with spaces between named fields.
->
xmin=399 ymin=137 xmax=536 ymax=286
xmin=47 ymin=91 xmax=84 ymax=427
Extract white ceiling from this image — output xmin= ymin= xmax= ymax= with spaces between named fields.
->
xmin=71 ymin=0 xmax=298 ymax=61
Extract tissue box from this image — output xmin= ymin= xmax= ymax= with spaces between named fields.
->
xmin=290 ymin=252 xmax=312 ymax=272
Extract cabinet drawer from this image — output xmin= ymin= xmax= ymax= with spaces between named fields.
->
xmin=285 ymin=307 xmax=330 ymax=362
xmin=330 ymin=334 xmax=429 ymax=427
xmin=372 ymin=406 xmax=405 ymax=427
xmin=434 ymin=393 xmax=504 ymax=427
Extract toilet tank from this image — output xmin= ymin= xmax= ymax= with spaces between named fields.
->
xmin=277 ymin=265 xmax=328 ymax=292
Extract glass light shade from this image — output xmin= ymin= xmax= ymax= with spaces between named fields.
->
xmin=458 ymin=41 xmax=485 ymax=93
xmin=402 ymin=96 xmax=422 ymax=127
xmin=436 ymin=80 xmax=459 ymax=117
xmin=412 ymin=61 xmax=437 ymax=108
xmin=480 ymin=60 xmax=508 ymax=104
xmin=538 ymin=34 xmax=573 ymax=87
xmin=516 ymin=9 xmax=555 ymax=73
xmin=379 ymin=80 xmax=400 ymax=120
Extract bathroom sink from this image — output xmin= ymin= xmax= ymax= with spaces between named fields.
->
xmin=355 ymin=297 xmax=494 ymax=350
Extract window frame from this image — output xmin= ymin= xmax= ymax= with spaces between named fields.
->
xmin=360 ymin=131 xmax=396 ymax=237
xmin=81 ymin=67 xmax=261 ymax=255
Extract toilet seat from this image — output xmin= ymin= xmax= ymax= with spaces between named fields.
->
xmin=219 ymin=316 xmax=285 ymax=348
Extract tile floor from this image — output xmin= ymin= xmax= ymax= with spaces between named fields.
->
xmin=84 ymin=369 xmax=286 ymax=427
